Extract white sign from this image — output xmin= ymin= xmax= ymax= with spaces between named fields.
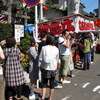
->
xmin=14 ymin=24 xmax=24 ymax=42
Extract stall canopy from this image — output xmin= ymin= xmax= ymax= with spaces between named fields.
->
xmin=38 ymin=14 xmax=95 ymax=34
xmin=25 ymin=24 xmax=34 ymax=34
xmin=26 ymin=14 xmax=96 ymax=35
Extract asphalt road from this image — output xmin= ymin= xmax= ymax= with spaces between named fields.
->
xmin=22 ymin=53 xmax=100 ymax=100
xmin=53 ymin=53 xmax=100 ymax=100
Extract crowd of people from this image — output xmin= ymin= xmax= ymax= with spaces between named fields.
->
xmin=0 ymin=30 xmax=98 ymax=100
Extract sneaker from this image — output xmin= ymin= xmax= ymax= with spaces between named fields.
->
xmin=91 ymin=62 xmax=94 ymax=64
xmin=54 ymin=85 xmax=62 ymax=89
xmin=62 ymin=80 xmax=71 ymax=84
xmin=29 ymin=94 xmax=38 ymax=100
xmin=59 ymin=79 xmax=63 ymax=83
xmin=71 ymin=75 xmax=75 ymax=78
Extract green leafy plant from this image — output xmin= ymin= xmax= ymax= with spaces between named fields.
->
xmin=20 ymin=31 xmax=33 ymax=71
xmin=0 ymin=23 xmax=13 ymax=41
xmin=20 ymin=31 xmax=33 ymax=52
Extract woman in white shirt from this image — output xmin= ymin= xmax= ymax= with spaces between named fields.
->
xmin=39 ymin=35 xmax=59 ymax=100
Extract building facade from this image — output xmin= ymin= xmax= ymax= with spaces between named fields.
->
xmin=43 ymin=0 xmax=85 ymax=21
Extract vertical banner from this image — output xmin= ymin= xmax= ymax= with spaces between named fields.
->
xmin=14 ymin=24 xmax=24 ymax=42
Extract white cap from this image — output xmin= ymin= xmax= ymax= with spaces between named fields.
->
xmin=35 ymin=38 xmax=41 ymax=43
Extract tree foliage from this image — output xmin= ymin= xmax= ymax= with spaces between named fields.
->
xmin=20 ymin=31 xmax=33 ymax=52
xmin=0 ymin=23 xmax=13 ymax=41
xmin=0 ymin=0 xmax=60 ymax=23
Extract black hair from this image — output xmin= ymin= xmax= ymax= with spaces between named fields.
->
xmin=46 ymin=35 xmax=55 ymax=45
xmin=30 ymin=38 xmax=35 ymax=46
xmin=40 ymin=31 xmax=47 ymax=39
xmin=6 ymin=36 xmax=16 ymax=48
xmin=30 ymin=38 xmax=35 ymax=43
xmin=84 ymin=33 xmax=90 ymax=39
xmin=62 ymin=29 xmax=69 ymax=35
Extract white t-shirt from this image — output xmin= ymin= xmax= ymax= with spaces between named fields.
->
xmin=0 ymin=46 xmax=3 ymax=75
xmin=91 ymin=33 xmax=95 ymax=47
xmin=39 ymin=45 xmax=59 ymax=70
xmin=58 ymin=37 xmax=71 ymax=55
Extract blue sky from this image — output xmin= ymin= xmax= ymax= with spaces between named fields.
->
xmin=81 ymin=0 xmax=98 ymax=13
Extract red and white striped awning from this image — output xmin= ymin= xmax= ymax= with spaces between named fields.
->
xmin=0 ymin=15 xmax=7 ymax=23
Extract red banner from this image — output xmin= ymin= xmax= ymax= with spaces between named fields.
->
xmin=62 ymin=20 xmax=75 ymax=31
xmin=38 ymin=20 xmax=75 ymax=34
xmin=38 ymin=24 xmax=49 ymax=33
xmin=79 ymin=21 xmax=94 ymax=30
xmin=38 ymin=17 xmax=95 ymax=34
xmin=94 ymin=20 xmax=100 ymax=27
xmin=50 ymin=22 xmax=62 ymax=34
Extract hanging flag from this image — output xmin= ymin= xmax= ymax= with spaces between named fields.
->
xmin=0 ymin=15 xmax=5 ymax=19
xmin=0 ymin=15 xmax=7 ymax=23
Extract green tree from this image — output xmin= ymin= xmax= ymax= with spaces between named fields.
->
xmin=20 ymin=31 xmax=33 ymax=52
xmin=0 ymin=0 xmax=61 ymax=24
xmin=0 ymin=23 xmax=12 ymax=41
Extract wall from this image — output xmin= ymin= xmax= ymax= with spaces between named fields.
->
xmin=68 ymin=0 xmax=80 ymax=15
xmin=44 ymin=10 xmax=64 ymax=21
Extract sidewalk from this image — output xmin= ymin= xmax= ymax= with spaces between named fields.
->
xmin=6 ymin=53 xmax=100 ymax=100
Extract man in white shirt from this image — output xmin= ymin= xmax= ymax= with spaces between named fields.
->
xmin=0 ymin=45 xmax=5 ymax=100
xmin=90 ymin=32 xmax=95 ymax=64
xmin=58 ymin=30 xmax=71 ymax=84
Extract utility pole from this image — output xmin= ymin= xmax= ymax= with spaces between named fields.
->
xmin=34 ymin=5 xmax=38 ymax=39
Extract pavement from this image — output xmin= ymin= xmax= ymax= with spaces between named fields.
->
xmin=53 ymin=53 xmax=100 ymax=100
xmin=8 ymin=52 xmax=100 ymax=100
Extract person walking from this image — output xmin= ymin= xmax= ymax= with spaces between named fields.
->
xmin=39 ymin=35 xmax=59 ymax=100
xmin=3 ymin=36 xmax=25 ymax=100
xmin=0 ymin=44 xmax=5 ymax=100
xmin=58 ymin=30 xmax=71 ymax=84
xmin=28 ymin=38 xmax=40 ymax=100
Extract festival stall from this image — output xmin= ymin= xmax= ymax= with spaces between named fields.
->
xmin=94 ymin=19 xmax=100 ymax=52
xmin=38 ymin=14 xmax=95 ymax=64
xmin=38 ymin=14 xmax=95 ymax=34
